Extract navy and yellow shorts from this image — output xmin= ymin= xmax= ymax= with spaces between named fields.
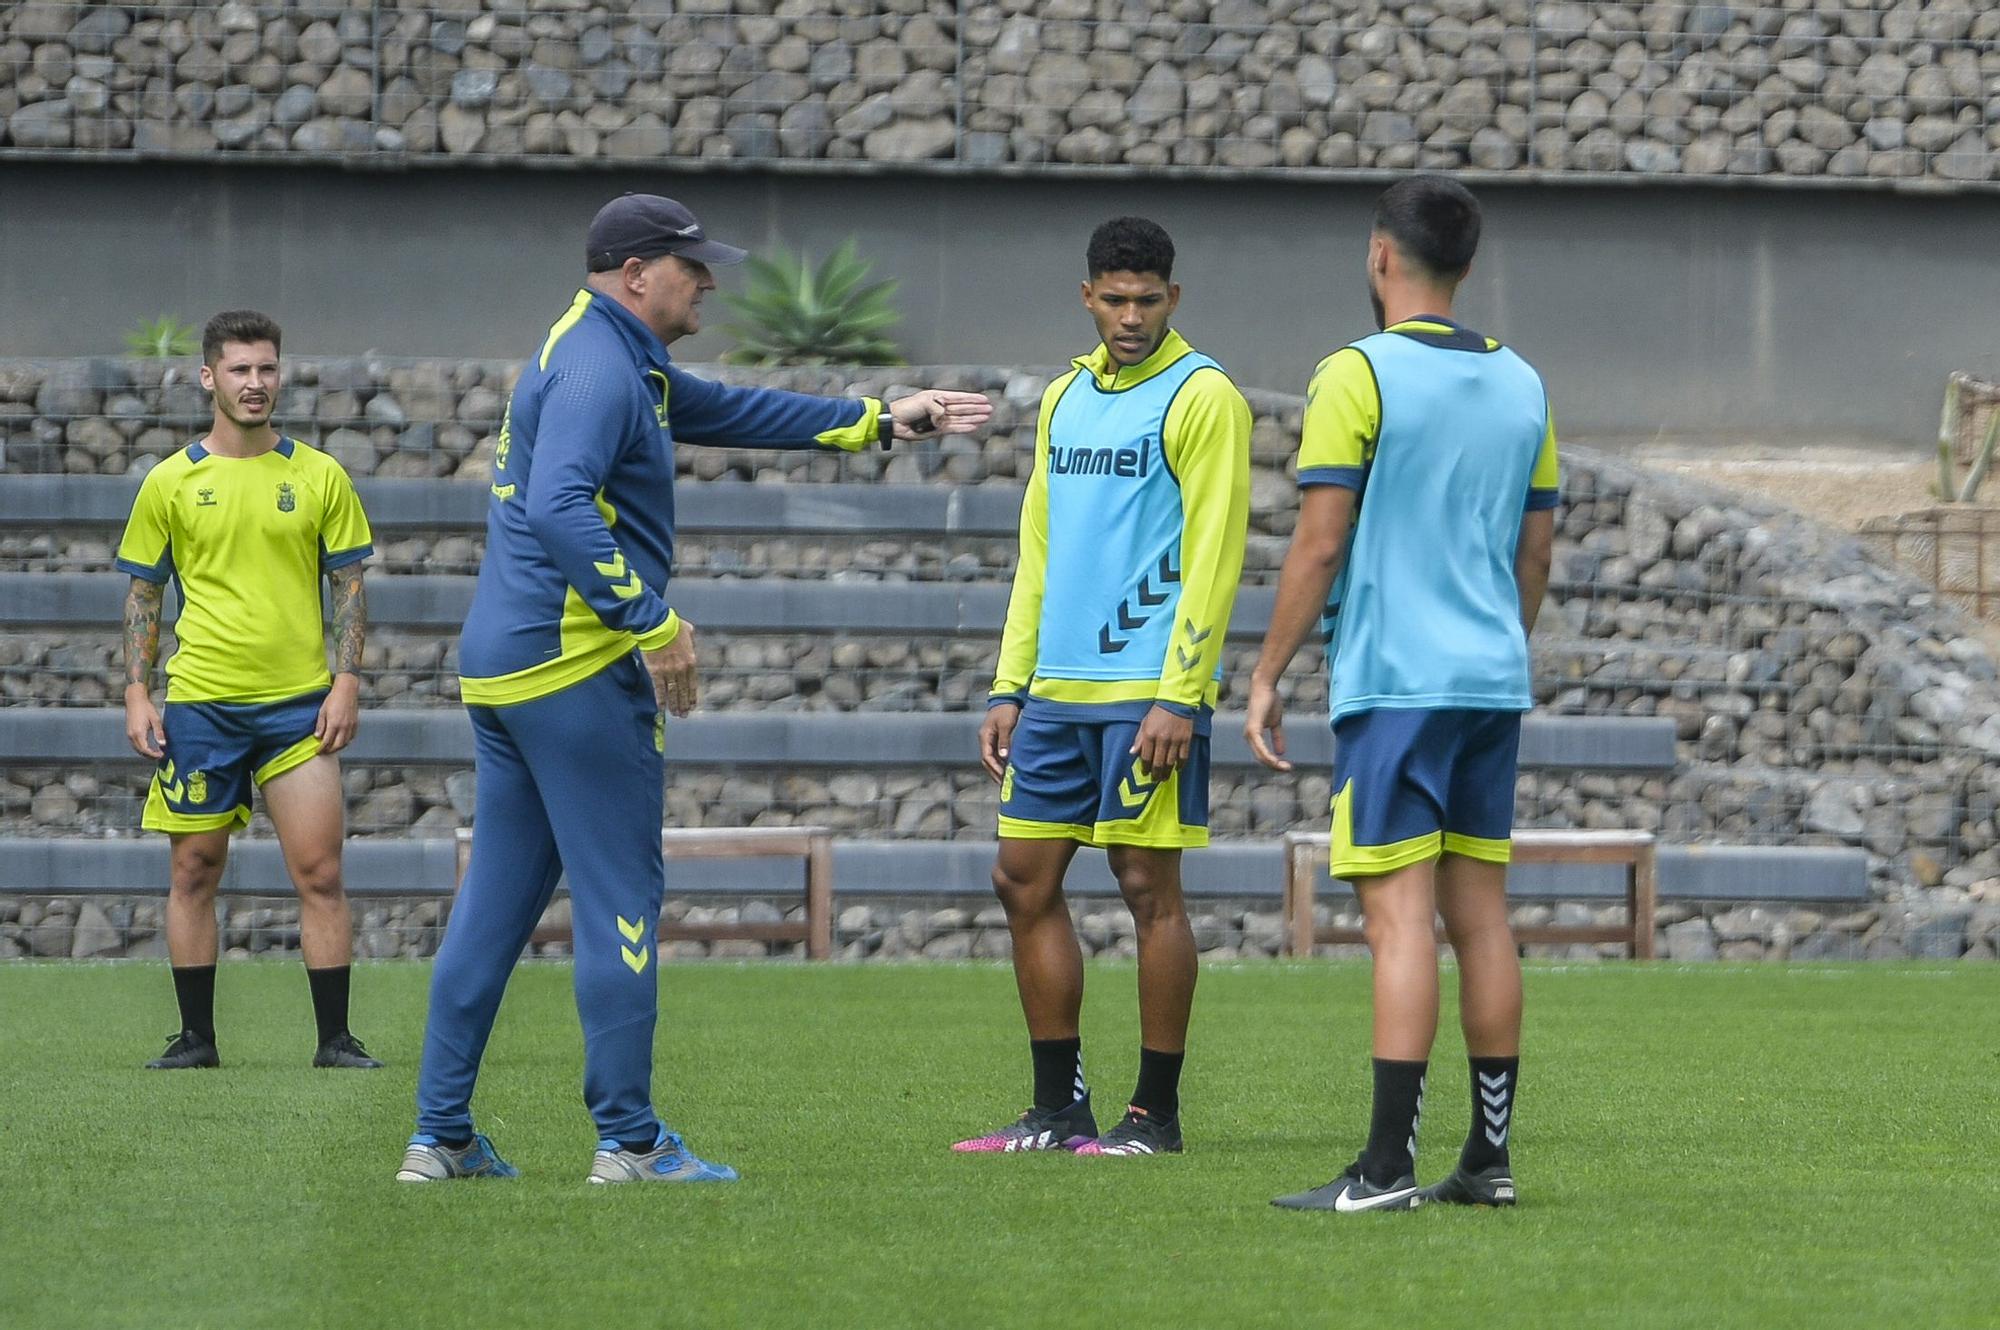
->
xmin=1328 ymin=707 xmax=1521 ymax=879
xmin=143 ymin=690 xmax=328 ymax=834
xmin=997 ymin=708 xmax=1210 ymax=850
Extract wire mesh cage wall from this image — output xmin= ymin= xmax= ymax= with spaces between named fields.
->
xmin=1 ymin=2 xmax=1996 ymax=186
xmin=8 ymin=438 xmax=2000 ymax=906
xmin=1858 ymin=504 xmax=2000 ymax=621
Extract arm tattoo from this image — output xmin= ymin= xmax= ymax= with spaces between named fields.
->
xmin=123 ymin=578 xmax=163 ymax=689
xmin=328 ymin=565 xmax=367 ymax=676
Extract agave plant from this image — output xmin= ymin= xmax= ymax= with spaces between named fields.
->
xmin=720 ymin=238 xmax=904 ymax=366
xmin=125 ymin=315 xmax=200 ymax=359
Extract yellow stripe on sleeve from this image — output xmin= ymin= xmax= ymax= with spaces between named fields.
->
xmin=538 ymin=290 xmax=594 ymax=371
xmin=991 ymin=372 xmax=1074 ymax=701
xmin=1156 ymin=366 xmax=1250 ymax=708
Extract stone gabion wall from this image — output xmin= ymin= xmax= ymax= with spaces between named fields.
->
xmin=1 ymin=2 xmax=1997 ymax=186
xmin=5 ymin=892 xmax=1991 ymax=963
xmin=0 ymin=356 xmax=1058 ymax=484
xmin=9 ymin=357 xmax=2000 ymax=959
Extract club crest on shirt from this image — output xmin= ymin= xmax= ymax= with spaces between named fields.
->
xmin=196 ymin=487 xmax=217 ymax=507
xmin=276 ymin=482 xmax=296 ymax=512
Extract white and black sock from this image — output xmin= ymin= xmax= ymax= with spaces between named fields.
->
xmin=1030 ymin=1037 xmax=1086 ymax=1111
xmin=1461 ymin=1055 xmax=1518 ymax=1172
xmin=1359 ymin=1057 xmax=1426 ymax=1183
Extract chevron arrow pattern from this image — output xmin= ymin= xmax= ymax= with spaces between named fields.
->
xmin=1097 ymin=548 xmax=1184 ymax=656
xmin=156 ymin=761 xmax=183 ymax=804
xmin=618 ymin=915 xmax=650 ymax=975
xmin=594 ymin=552 xmax=645 ymax=600
xmin=1175 ymin=617 xmax=1215 ymax=672
xmin=1408 ymin=1074 xmax=1425 ymax=1160
xmin=1479 ymin=1070 xmax=1511 ymax=1147
xmin=1116 ymin=758 xmax=1158 ymax=810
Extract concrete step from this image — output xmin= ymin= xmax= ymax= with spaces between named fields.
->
xmin=0 ymin=834 xmax=1869 ymax=904
xmin=0 ymin=706 xmax=1679 ymax=772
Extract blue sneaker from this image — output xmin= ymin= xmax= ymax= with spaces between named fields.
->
xmin=395 ymin=1132 xmax=520 ymax=1183
xmin=588 ymin=1128 xmax=738 ymax=1184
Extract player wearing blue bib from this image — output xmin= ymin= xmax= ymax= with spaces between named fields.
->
xmin=954 ymin=218 xmax=1251 ymax=1159
xmin=1247 ymin=177 xmax=1557 ymax=1214
xmin=399 ymin=195 xmax=992 ymax=1185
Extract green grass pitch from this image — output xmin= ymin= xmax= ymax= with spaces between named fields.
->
xmin=2 ymin=960 xmax=1995 ymax=1329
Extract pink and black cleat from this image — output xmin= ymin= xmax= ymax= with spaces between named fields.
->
xmin=1075 ymin=1104 xmax=1183 ymax=1156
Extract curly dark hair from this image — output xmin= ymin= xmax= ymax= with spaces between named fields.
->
xmin=1086 ymin=216 xmax=1175 ymax=282
xmin=1373 ymin=175 xmax=1482 ymax=279
xmin=201 ymin=310 xmax=283 ymax=366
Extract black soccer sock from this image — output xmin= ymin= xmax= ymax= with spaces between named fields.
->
xmin=1130 ymin=1047 xmax=1184 ymax=1121
xmin=1029 ymin=1036 xmax=1086 ymax=1111
xmin=435 ymin=1134 xmax=474 ymax=1151
xmin=1359 ymin=1057 xmax=1427 ymax=1183
xmin=1461 ymin=1055 xmax=1519 ymax=1172
xmin=305 ymin=965 xmax=351 ymax=1046
xmin=170 ymin=964 xmax=217 ymax=1044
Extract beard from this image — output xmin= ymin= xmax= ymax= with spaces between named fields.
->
xmin=1369 ymin=283 xmax=1386 ymax=331
xmin=217 ymin=395 xmax=271 ymax=428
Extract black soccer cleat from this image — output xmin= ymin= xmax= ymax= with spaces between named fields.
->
xmin=1421 ymin=1162 xmax=1517 ymax=1207
xmin=1075 ymin=1105 xmax=1183 ymax=1156
xmin=145 ymin=1029 xmax=220 ymax=1070
xmin=1272 ymin=1160 xmax=1423 ymax=1213
xmin=951 ymin=1094 xmax=1099 ymax=1153
xmin=312 ymin=1031 xmax=384 ymax=1069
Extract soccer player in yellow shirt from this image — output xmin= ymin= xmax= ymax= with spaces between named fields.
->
xmin=118 ymin=310 xmax=381 ymax=1071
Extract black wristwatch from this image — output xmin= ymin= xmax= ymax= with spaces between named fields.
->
xmin=877 ymin=409 xmax=897 ymax=449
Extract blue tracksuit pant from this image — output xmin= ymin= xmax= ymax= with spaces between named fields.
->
xmin=416 ymin=655 xmax=666 ymax=1143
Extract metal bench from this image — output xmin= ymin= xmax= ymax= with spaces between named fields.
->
xmin=1280 ymin=829 xmax=1660 ymax=959
xmin=450 ymin=824 xmax=834 ymax=959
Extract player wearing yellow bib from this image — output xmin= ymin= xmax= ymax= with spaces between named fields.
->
xmin=117 ymin=310 xmax=381 ymax=1072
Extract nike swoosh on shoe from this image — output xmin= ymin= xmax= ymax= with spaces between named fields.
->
xmin=1333 ymin=1183 xmax=1420 ymax=1212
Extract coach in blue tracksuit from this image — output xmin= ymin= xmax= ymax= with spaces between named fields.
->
xmin=397 ymin=194 xmax=992 ymax=1185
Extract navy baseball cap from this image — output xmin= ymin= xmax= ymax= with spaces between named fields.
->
xmin=585 ymin=194 xmax=748 ymax=271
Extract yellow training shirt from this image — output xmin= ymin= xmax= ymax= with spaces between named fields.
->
xmin=116 ymin=438 xmax=374 ymax=704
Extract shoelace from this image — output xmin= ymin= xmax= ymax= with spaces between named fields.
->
xmin=330 ymin=1033 xmax=380 ymax=1062
xmin=1011 ymin=1105 xmax=1076 ymax=1134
